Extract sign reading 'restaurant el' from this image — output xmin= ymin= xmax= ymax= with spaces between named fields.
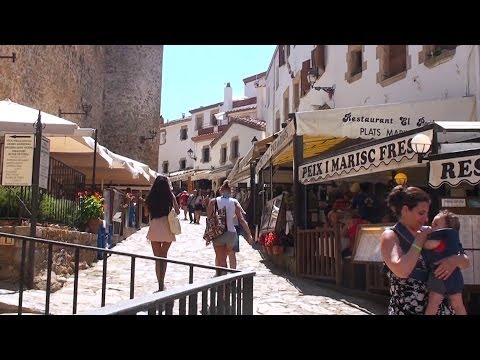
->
xmin=299 ymin=130 xmax=433 ymax=184
xmin=429 ymin=149 xmax=480 ymax=188
xmin=296 ymin=96 xmax=475 ymax=139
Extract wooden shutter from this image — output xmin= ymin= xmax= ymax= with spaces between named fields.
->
xmin=311 ymin=45 xmax=325 ymax=70
xmin=278 ymin=45 xmax=286 ymax=67
xmin=301 ymin=60 xmax=311 ymax=96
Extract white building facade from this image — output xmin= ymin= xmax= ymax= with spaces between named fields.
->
xmin=263 ymin=45 xmax=480 ymax=136
xmin=158 ymin=72 xmax=268 ymax=189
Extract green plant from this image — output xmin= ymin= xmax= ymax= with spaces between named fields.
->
xmin=75 ymin=191 xmax=104 ymax=229
xmin=0 ymin=186 xmax=32 ymax=218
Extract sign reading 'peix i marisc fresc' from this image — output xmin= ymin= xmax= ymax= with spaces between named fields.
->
xmin=299 ymin=130 xmax=434 ymax=184
xmin=1 ymin=134 xmax=34 ymax=186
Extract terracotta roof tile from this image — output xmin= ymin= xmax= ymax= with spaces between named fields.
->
xmin=191 ymin=131 xmax=222 ymax=142
xmin=226 ymin=104 xmax=256 ymax=114
xmin=232 ymin=97 xmax=256 ymax=108
xmin=210 ymin=117 xmax=265 ymax=146
xmin=243 ymin=72 xmax=267 ymax=83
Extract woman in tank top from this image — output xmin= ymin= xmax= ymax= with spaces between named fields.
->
xmin=206 ymin=180 xmax=254 ymax=275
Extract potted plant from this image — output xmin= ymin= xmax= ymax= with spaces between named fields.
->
xmin=265 ymin=232 xmax=279 ymax=255
xmin=75 ymin=191 xmax=104 ymax=233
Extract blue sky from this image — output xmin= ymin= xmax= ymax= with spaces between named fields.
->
xmin=161 ymin=45 xmax=276 ymax=122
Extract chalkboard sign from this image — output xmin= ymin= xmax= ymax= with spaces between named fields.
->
xmin=352 ymin=224 xmax=394 ymax=263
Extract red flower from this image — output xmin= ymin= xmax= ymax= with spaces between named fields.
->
xmin=264 ymin=232 xmax=278 ymax=247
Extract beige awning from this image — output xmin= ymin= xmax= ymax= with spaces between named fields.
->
xmin=190 ymin=170 xmax=211 ymax=181
xmin=0 ymin=99 xmax=95 ymax=137
xmin=168 ymin=169 xmax=196 ymax=182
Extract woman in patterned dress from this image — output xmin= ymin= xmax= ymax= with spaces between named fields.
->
xmin=380 ymin=186 xmax=469 ymax=315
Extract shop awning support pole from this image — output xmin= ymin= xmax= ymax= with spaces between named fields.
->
xmin=269 ymin=160 xmax=273 ymax=200
xmin=292 ymin=119 xmax=304 ymax=230
xmin=28 ymin=110 xmax=42 ymax=288
xmin=249 ymin=161 xmax=256 ymax=226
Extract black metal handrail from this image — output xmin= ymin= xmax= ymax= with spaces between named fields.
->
xmin=0 ymin=232 xmax=254 ymax=315
xmin=82 ymin=271 xmax=255 ymax=315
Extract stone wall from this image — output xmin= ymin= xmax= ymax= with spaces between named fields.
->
xmin=0 ymin=226 xmax=97 ymax=285
xmin=102 ymin=45 xmax=164 ymax=170
xmin=0 ymin=45 xmax=106 ymax=131
xmin=0 ymin=45 xmax=163 ymax=169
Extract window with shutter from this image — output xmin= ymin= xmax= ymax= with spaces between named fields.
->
xmin=419 ymin=45 xmax=457 ymax=68
xmin=301 ymin=60 xmax=311 ymax=97
xmin=345 ymin=45 xmax=366 ymax=83
xmin=279 ymin=45 xmax=286 ymax=67
xmin=180 ymin=127 xmax=188 ymax=140
xmin=230 ymin=138 xmax=239 ymax=161
xmin=162 ymin=161 xmax=169 ymax=174
xmin=179 ymin=158 xmax=186 ymax=170
xmin=220 ymin=145 xmax=227 ymax=164
xmin=312 ymin=45 xmax=325 ymax=70
xmin=202 ymin=147 xmax=210 ymax=163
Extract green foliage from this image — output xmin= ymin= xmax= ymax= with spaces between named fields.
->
xmin=75 ymin=191 xmax=105 ymax=229
xmin=0 ymin=186 xmax=32 ymax=218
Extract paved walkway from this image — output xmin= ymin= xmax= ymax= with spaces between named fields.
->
xmin=0 ymin=218 xmax=387 ymax=315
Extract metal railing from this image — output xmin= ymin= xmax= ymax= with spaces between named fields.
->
xmin=0 ymin=232 xmax=255 ymax=315
xmin=83 ymin=271 xmax=254 ymax=315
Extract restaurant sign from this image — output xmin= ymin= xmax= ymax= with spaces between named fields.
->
xmin=296 ymin=96 xmax=475 ymax=140
xmin=299 ymin=130 xmax=433 ymax=184
xmin=429 ymin=149 xmax=480 ymax=188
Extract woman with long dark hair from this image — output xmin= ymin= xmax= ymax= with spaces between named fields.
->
xmin=145 ymin=175 xmax=180 ymax=291
xmin=381 ymin=185 xmax=469 ymax=314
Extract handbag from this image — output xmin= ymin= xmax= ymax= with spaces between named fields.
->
xmin=203 ymin=200 xmax=226 ymax=244
xmin=168 ymin=207 xmax=181 ymax=235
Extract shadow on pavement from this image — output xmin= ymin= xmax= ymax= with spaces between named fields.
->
xmin=257 ymin=252 xmax=388 ymax=315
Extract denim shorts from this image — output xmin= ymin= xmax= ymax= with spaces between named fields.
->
xmin=212 ymin=231 xmax=237 ymax=249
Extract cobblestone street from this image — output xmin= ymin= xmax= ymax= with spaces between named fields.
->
xmin=0 ymin=218 xmax=387 ymax=315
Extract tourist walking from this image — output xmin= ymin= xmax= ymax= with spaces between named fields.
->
xmin=144 ymin=175 xmax=180 ymax=291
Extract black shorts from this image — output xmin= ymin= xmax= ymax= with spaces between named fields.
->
xmin=194 ymin=204 xmax=203 ymax=211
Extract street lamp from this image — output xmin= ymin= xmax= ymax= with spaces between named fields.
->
xmin=410 ymin=133 xmax=432 ymax=163
xmin=251 ymin=136 xmax=258 ymax=146
xmin=187 ymin=148 xmax=197 ymax=161
xmin=394 ymin=172 xmax=408 ymax=186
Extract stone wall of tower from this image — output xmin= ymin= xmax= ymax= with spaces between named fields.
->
xmin=101 ymin=45 xmax=163 ymax=170
xmin=0 ymin=45 xmax=106 ymax=131
xmin=0 ymin=45 xmax=163 ymax=171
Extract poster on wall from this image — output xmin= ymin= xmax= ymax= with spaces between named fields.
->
xmin=259 ymin=194 xmax=283 ymax=234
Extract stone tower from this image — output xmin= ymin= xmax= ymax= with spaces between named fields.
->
xmin=0 ymin=45 xmax=163 ymax=171
xmin=101 ymin=45 xmax=164 ymax=170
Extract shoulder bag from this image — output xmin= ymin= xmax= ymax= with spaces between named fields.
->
xmin=168 ymin=207 xmax=182 ymax=235
xmin=203 ymin=199 xmax=226 ymax=245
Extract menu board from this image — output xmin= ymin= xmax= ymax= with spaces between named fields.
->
xmin=259 ymin=194 xmax=283 ymax=234
xmin=352 ymin=224 xmax=393 ymax=263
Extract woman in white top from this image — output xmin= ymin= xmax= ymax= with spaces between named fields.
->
xmin=207 ymin=180 xmax=253 ymax=274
